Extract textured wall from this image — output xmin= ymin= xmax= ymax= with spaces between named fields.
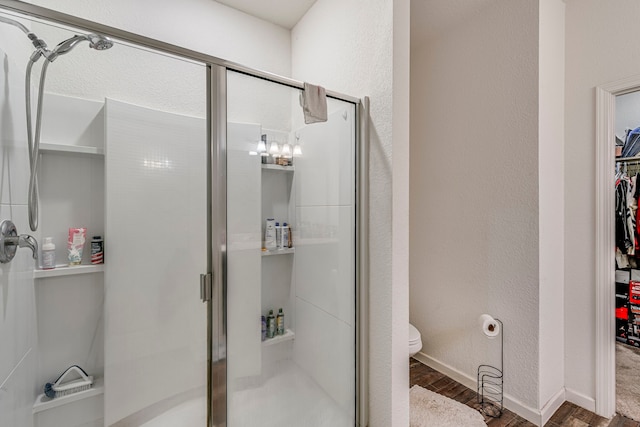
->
xmin=292 ymin=0 xmax=410 ymax=425
xmin=30 ymin=0 xmax=291 ymax=77
xmin=564 ymin=0 xmax=640 ymax=405
xmin=410 ymin=0 xmax=540 ymax=412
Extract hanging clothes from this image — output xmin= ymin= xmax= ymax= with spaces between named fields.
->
xmin=627 ymin=174 xmax=637 ymax=256
xmin=616 ymin=175 xmax=634 ymax=255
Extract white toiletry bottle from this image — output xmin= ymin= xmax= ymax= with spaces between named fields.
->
xmin=42 ymin=237 xmax=55 ymax=270
xmin=275 ymin=222 xmax=282 ymax=249
xmin=265 ymin=219 xmax=276 ymax=250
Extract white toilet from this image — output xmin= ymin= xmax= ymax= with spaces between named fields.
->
xmin=409 ymin=323 xmax=423 ymax=357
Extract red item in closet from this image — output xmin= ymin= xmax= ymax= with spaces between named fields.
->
xmin=617 ymin=306 xmax=629 ymax=320
xmin=631 ymin=280 xmax=640 ymax=305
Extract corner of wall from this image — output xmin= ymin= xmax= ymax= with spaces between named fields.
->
xmin=538 ymin=0 xmax=566 ymax=411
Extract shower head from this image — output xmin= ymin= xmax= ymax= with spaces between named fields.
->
xmin=87 ymin=34 xmax=114 ymax=50
xmin=48 ymin=33 xmax=113 ymax=61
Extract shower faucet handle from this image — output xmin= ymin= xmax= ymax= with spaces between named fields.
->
xmin=0 ymin=220 xmax=39 ymax=263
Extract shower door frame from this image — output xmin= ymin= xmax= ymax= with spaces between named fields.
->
xmin=0 ymin=1 xmax=370 ymax=426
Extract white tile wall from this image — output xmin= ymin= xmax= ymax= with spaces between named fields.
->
xmin=291 ymin=108 xmax=356 ymax=416
xmin=0 ymin=22 xmax=38 ymax=427
xmin=34 ymin=274 xmax=104 ymax=389
xmin=0 ymin=349 xmax=36 ymax=427
xmin=227 ymin=122 xmax=262 ymax=380
xmin=293 ymin=297 xmax=355 ymax=419
xmin=104 ymin=99 xmax=208 ymax=425
xmin=294 ymin=108 xmax=354 ymax=208
xmin=38 ymin=152 xmax=104 ymax=267
xmin=40 ymin=94 xmax=104 ymax=149
xmin=0 ymin=208 xmax=37 ymax=387
xmin=294 ymin=206 xmax=355 ymax=325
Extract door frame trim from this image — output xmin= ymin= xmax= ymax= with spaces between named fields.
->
xmin=595 ymin=73 xmax=640 ymax=417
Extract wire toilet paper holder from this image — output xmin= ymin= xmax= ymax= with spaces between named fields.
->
xmin=477 ymin=317 xmax=503 ymax=418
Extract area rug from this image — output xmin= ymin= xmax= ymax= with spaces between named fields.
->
xmin=616 ymin=342 xmax=640 ymax=421
xmin=410 ymin=385 xmax=486 ymax=427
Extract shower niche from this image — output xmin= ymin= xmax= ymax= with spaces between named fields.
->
xmin=226 ymin=84 xmax=358 ymax=424
xmin=33 ymin=92 xmax=106 ymax=426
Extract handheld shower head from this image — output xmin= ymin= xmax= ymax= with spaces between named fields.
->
xmin=87 ymin=34 xmax=114 ymax=50
xmin=49 ymin=33 xmax=113 ymax=61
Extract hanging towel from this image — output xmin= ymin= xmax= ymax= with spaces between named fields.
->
xmin=299 ymin=82 xmax=328 ymax=124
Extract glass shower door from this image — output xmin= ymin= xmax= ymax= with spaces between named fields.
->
xmin=0 ymin=10 xmax=209 ymax=426
xmin=225 ymin=70 xmax=357 ymax=426
xmin=100 ymin=42 xmax=209 ymax=427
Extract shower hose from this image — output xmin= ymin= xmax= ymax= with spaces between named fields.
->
xmin=25 ymin=52 xmax=50 ymax=232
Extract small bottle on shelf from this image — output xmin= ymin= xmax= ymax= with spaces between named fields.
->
xmin=276 ymin=308 xmax=285 ymax=335
xmin=41 ymin=237 xmax=55 ymax=270
xmin=261 ymin=315 xmax=267 ymax=341
xmin=265 ymin=219 xmax=276 ymax=250
xmin=275 ymin=222 xmax=281 ymax=249
xmin=91 ymin=236 xmax=104 ymax=264
xmin=267 ymin=310 xmax=276 ymax=339
xmin=281 ymin=223 xmax=289 ymax=250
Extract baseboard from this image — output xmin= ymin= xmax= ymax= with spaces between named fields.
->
xmin=540 ymin=388 xmax=566 ymax=426
xmin=565 ymin=387 xmax=596 ymax=413
xmin=413 ymin=351 xmax=544 ymax=426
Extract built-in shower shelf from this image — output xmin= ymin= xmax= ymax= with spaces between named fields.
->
xmin=262 ymin=329 xmax=295 ymax=347
xmin=34 ymin=264 xmax=104 ymax=279
xmin=261 ymin=164 xmax=294 ymax=172
xmin=39 ymin=142 xmax=104 ymax=156
xmin=261 ymin=247 xmax=295 ymax=257
xmin=33 ymin=377 xmax=104 ymax=414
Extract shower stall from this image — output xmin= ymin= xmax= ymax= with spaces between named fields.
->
xmin=0 ymin=2 xmax=367 ymax=427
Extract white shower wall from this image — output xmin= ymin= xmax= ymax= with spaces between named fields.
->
xmin=0 ymin=19 xmax=39 ymax=427
xmin=292 ymin=109 xmax=356 ymax=417
xmin=103 ymin=98 xmax=207 ymax=426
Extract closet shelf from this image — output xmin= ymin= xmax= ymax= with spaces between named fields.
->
xmin=261 ymin=164 xmax=294 ymax=172
xmin=33 ymin=377 xmax=104 ymax=414
xmin=34 ymin=264 xmax=104 ymax=279
xmin=616 ymin=156 xmax=640 ymax=163
xmin=261 ymin=247 xmax=295 ymax=257
xmin=39 ymin=142 xmax=104 ymax=156
xmin=262 ymin=329 xmax=295 ymax=347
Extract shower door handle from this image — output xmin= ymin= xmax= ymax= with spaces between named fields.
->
xmin=200 ymin=272 xmax=212 ymax=302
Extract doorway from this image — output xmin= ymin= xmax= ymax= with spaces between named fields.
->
xmin=596 ymin=75 xmax=640 ymax=419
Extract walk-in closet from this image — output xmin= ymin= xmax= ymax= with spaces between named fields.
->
xmin=613 ymin=90 xmax=640 ymax=421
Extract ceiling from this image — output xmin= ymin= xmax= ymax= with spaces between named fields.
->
xmin=216 ymin=0 xmax=495 ymax=42
xmin=216 ymin=0 xmax=317 ymax=29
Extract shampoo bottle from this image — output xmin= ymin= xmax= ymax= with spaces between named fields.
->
xmin=267 ymin=309 xmax=276 ymax=338
xmin=276 ymin=308 xmax=285 ymax=335
xmin=265 ymin=219 xmax=276 ymax=250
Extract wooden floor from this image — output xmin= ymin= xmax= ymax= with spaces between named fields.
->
xmin=410 ymin=358 xmax=640 ymax=427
